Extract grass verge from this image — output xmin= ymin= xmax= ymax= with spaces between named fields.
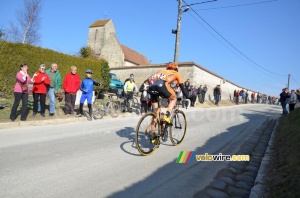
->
xmin=265 ymin=107 xmax=300 ymax=197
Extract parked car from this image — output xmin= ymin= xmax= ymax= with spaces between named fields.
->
xmin=109 ymin=73 xmax=124 ymax=97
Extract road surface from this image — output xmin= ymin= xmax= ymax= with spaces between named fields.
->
xmin=0 ymin=104 xmax=281 ymax=197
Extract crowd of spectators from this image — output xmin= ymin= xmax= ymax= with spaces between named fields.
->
xmin=10 ymin=63 xmax=99 ymax=121
xmin=279 ymin=88 xmax=300 ymax=115
xmin=9 ymin=64 xmax=300 ymax=122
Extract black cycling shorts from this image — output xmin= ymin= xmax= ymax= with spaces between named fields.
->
xmin=149 ymin=80 xmax=172 ymax=103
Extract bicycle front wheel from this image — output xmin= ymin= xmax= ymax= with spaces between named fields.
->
xmin=170 ymin=110 xmax=187 ymax=145
xmin=135 ymin=112 xmax=160 ymax=156
xmin=109 ymin=102 xmax=119 ymax=117
xmin=93 ymin=106 xmax=105 ymax=119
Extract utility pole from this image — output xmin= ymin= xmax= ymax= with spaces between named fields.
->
xmin=173 ymin=0 xmax=216 ymax=63
xmin=173 ymin=0 xmax=183 ymax=63
xmin=173 ymin=0 xmax=189 ymax=63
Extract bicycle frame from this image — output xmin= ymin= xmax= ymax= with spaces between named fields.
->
xmin=151 ymin=97 xmax=182 ymax=138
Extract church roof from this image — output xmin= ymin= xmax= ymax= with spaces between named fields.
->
xmin=120 ymin=44 xmax=150 ymax=65
xmin=89 ymin=19 xmax=110 ymax=28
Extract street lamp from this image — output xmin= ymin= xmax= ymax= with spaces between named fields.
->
xmin=173 ymin=0 xmax=189 ymax=63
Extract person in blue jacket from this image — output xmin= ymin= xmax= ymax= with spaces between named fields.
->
xmin=78 ymin=69 xmax=100 ymax=120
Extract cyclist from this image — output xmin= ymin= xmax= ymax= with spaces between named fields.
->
xmin=78 ymin=69 xmax=101 ymax=121
xmin=123 ymin=74 xmax=138 ymax=113
xmin=148 ymin=62 xmax=189 ymax=124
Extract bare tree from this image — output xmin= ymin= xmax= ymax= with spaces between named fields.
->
xmin=9 ymin=0 xmax=42 ymax=45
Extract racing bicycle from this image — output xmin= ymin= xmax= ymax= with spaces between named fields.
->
xmin=135 ymin=96 xmax=187 ymax=156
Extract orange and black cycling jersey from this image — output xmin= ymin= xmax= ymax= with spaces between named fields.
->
xmin=150 ymin=69 xmax=183 ymax=85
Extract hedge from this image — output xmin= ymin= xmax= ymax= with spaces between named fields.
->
xmin=0 ymin=41 xmax=110 ymax=95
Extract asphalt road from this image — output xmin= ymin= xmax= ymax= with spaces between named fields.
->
xmin=0 ymin=104 xmax=281 ymax=198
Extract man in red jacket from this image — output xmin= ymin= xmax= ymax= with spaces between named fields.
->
xmin=32 ymin=64 xmax=50 ymax=117
xmin=63 ymin=66 xmax=81 ymax=115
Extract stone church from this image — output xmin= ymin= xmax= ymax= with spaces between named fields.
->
xmin=87 ymin=19 xmax=150 ymax=67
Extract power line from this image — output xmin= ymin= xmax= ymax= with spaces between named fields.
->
xmin=195 ymin=0 xmax=278 ymax=11
xmin=182 ymin=0 xmax=287 ymax=77
xmin=290 ymin=75 xmax=300 ymax=87
xmin=183 ymin=0 xmax=218 ymax=7
xmin=185 ymin=11 xmax=281 ymax=77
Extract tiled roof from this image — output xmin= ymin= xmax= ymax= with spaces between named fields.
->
xmin=89 ymin=19 xmax=110 ymax=28
xmin=120 ymin=44 xmax=150 ymax=65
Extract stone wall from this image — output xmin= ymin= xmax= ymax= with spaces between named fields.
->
xmin=110 ymin=62 xmax=256 ymax=101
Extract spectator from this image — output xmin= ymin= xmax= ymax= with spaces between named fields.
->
xmin=183 ymin=80 xmax=191 ymax=94
xmin=189 ymin=85 xmax=197 ymax=107
xmin=139 ymin=79 xmax=151 ymax=115
xmin=197 ymin=85 xmax=202 ymax=103
xmin=296 ymin=90 xmax=300 ymax=107
xmin=184 ymin=79 xmax=190 ymax=88
xmin=200 ymin=84 xmax=208 ymax=103
xmin=45 ymin=63 xmax=61 ymax=116
xmin=233 ymin=90 xmax=237 ymax=102
xmin=174 ymin=84 xmax=182 ymax=99
xmin=289 ymin=90 xmax=297 ymax=112
xmin=78 ymin=69 xmax=100 ymax=121
xmin=279 ymin=88 xmax=290 ymax=115
xmin=263 ymin=95 xmax=267 ymax=104
xmin=10 ymin=63 xmax=33 ymax=121
xmin=63 ymin=66 xmax=81 ymax=115
xmin=245 ymin=90 xmax=249 ymax=104
xmin=213 ymin=85 xmax=221 ymax=105
xmin=268 ymin=95 xmax=272 ymax=105
xmin=236 ymin=90 xmax=240 ymax=105
xmin=32 ymin=64 xmax=50 ymax=117
xmin=271 ymin=96 xmax=275 ymax=104
xmin=240 ymin=89 xmax=245 ymax=102
xmin=123 ymin=74 xmax=138 ymax=113
xmin=257 ymin=92 xmax=260 ymax=103
xmin=251 ymin=92 xmax=256 ymax=103
xmin=275 ymin=98 xmax=279 ymax=105
xmin=176 ymin=84 xmax=189 ymax=108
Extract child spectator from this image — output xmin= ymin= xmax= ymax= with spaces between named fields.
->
xmin=78 ymin=69 xmax=100 ymax=121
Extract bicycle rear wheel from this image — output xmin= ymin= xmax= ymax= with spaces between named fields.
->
xmin=93 ymin=106 xmax=105 ymax=119
xmin=169 ymin=110 xmax=187 ymax=145
xmin=131 ymin=97 xmax=139 ymax=108
xmin=109 ymin=102 xmax=119 ymax=118
xmin=135 ymin=112 xmax=160 ymax=156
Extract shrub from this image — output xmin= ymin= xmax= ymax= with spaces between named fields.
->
xmin=0 ymin=41 xmax=110 ymax=94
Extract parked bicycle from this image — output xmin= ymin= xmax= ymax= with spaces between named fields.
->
xmin=93 ymin=93 xmax=119 ymax=119
xmin=135 ymin=96 xmax=187 ymax=156
xmin=122 ymin=92 xmax=140 ymax=113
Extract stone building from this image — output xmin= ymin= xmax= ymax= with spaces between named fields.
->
xmin=111 ymin=62 xmax=256 ymax=101
xmin=87 ymin=19 xmax=150 ymax=67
